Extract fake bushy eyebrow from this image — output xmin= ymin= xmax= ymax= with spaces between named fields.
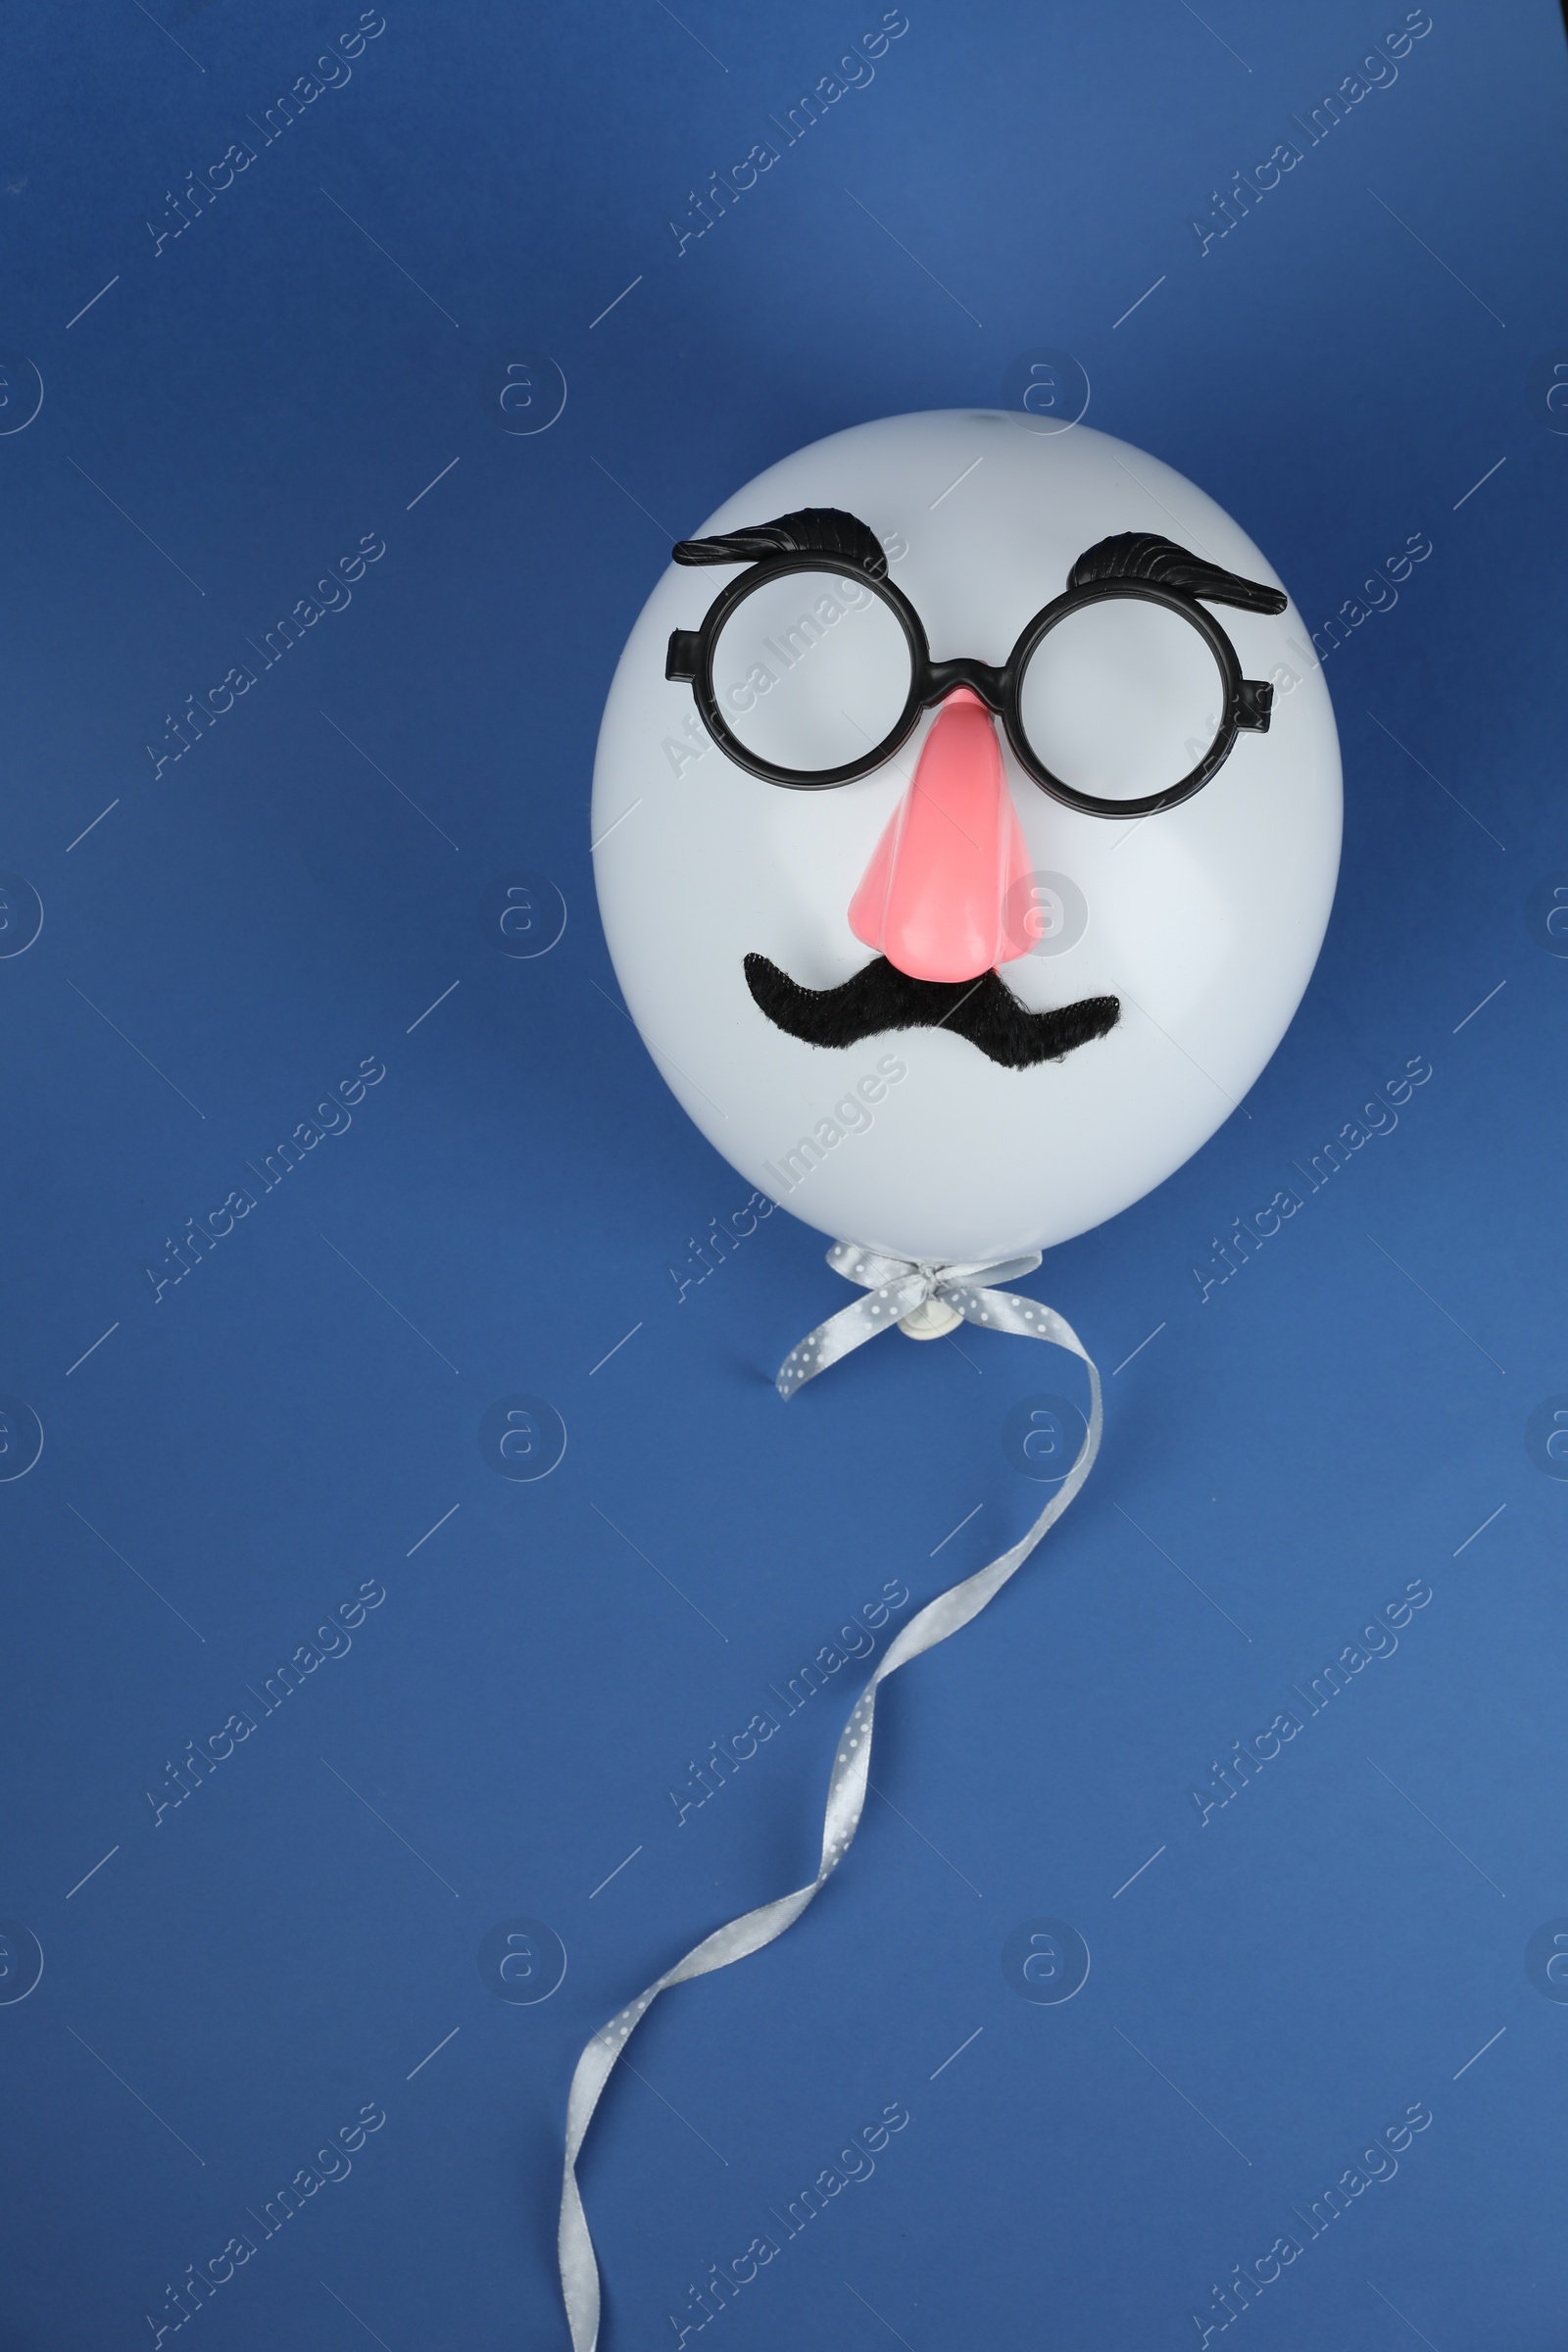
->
xmin=669 ymin=512 xmax=1288 ymax=621
xmin=1067 ymin=532 xmax=1287 ymax=614
xmin=672 ymin=506 xmax=888 ymax=578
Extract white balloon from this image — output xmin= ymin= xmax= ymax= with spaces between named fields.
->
xmin=593 ymin=411 xmax=1340 ymax=1265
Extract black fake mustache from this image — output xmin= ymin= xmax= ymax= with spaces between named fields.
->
xmin=744 ymin=953 xmax=1120 ymax=1071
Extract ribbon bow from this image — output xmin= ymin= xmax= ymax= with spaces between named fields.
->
xmin=557 ymin=1241 xmax=1101 ymax=2351
xmin=776 ymin=1240 xmax=1066 ymax=1397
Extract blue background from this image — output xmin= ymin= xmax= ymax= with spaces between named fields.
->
xmin=1 ymin=2 xmax=1565 ymax=2346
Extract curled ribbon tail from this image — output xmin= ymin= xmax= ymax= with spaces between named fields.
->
xmin=556 ymin=1241 xmax=1101 ymax=2348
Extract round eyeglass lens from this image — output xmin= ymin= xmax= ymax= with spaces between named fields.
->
xmin=709 ymin=568 xmax=913 ymax=777
xmin=1016 ymin=596 xmax=1229 ymax=803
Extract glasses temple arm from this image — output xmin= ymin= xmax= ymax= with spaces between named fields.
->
xmin=665 ymin=629 xmax=702 ymax=683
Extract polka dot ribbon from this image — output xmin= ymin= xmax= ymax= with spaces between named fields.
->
xmin=775 ymin=1240 xmax=1065 ymax=1396
xmin=557 ymin=1243 xmax=1102 ymax=2351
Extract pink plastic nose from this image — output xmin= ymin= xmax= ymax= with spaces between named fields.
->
xmin=848 ymin=688 xmax=1033 ymax=983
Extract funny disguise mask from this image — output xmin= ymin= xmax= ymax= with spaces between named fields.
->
xmin=558 ymin=414 xmax=1341 ymax=2347
xmin=666 ymin=506 xmax=1288 ymax=1071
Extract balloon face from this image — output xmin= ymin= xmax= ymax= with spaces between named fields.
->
xmin=593 ymin=412 xmax=1341 ymax=1265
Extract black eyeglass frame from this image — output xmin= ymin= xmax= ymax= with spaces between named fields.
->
xmin=665 ymin=553 xmax=1276 ymax=819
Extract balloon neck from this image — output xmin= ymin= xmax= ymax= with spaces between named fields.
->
xmin=898 ymin=1297 xmax=962 ymax=1340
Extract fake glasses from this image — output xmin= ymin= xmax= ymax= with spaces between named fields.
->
xmin=665 ymin=508 xmax=1288 ymax=820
